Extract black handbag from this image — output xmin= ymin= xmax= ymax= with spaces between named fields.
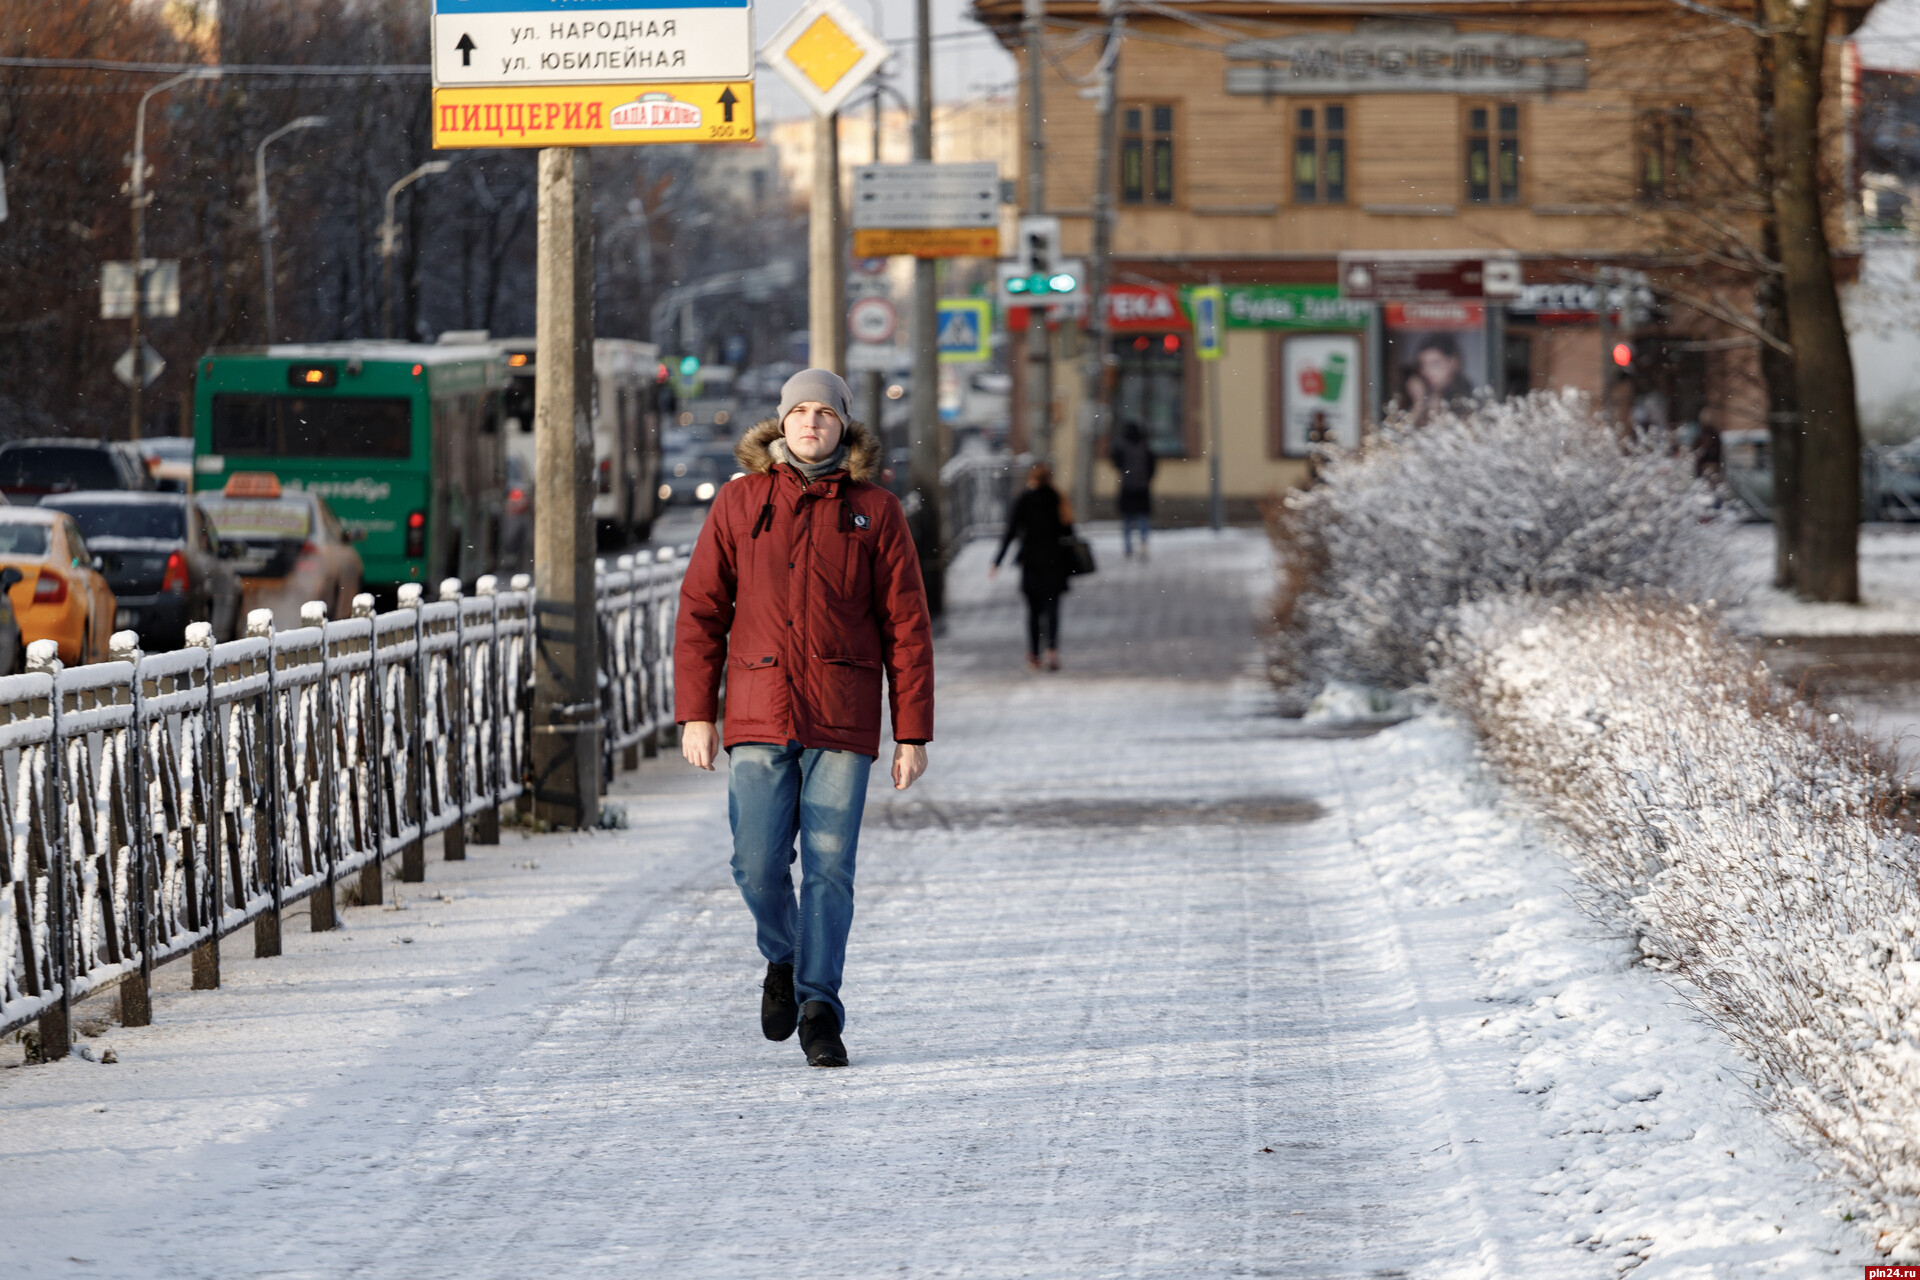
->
xmin=1061 ymin=529 xmax=1096 ymax=576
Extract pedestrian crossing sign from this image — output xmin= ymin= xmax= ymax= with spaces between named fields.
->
xmin=1189 ymin=286 xmax=1225 ymax=361
xmin=936 ymin=299 xmax=992 ymax=363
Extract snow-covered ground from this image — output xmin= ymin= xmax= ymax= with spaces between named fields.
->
xmin=1724 ymin=522 xmax=1920 ymax=637
xmin=0 ymin=528 xmax=1870 ymax=1275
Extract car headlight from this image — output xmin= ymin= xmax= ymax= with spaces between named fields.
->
xmin=658 ymin=484 xmax=673 ymax=501
xmin=695 ymin=482 xmax=716 ymax=501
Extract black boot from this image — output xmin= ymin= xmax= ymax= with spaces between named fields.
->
xmin=761 ymin=963 xmax=798 ymax=1042
xmin=798 ymin=1000 xmax=848 ymax=1068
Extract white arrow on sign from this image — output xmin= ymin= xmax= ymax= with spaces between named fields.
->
xmin=113 ymin=342 xmax=165 ymax=389
xmin=431 ymin=0 xmax=754 ymax=87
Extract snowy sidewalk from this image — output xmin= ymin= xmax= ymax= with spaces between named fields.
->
xmin=0 ymin=528 xmax=1866 ymax=1277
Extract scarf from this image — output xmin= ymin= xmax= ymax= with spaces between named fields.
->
xmin=770 ymin=437 xmax=847 ymax=485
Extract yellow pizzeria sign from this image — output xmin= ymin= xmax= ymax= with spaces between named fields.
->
xmin=432 ymin=82 xmax=754 ymax=149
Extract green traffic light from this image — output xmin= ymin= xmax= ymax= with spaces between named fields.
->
xmin=678 ymin=355 xmax=700 ymax=376
xmin=1048 ymin=273 xmax=1077 ymax=293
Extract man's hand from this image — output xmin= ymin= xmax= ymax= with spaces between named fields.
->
xmin=892 ymin=743 xmax=928 ymax=791
xmin=681 ymin=721 xmax=719 ymax=771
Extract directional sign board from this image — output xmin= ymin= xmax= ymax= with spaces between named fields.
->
xmin=936 ymin=299 xmax=992 ymax=363
xmin=434 ymin=82 xmax=752 ymax=147
xmin=761 ymin=0 xmax=889 ymax=118
xmin=101 ymin=260 xmax=181 ymax=319
xmin=431 ymin=0 xmax=753 ymax=86
xmin=851 ymin=162 xmax=999 ymax=258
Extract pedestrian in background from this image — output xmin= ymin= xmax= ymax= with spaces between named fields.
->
xmin=990 ymin=461 xmax=1072 ymax=672
xmin=675 ymin=369 xmax=935 ymax=1070
xmin=1110 ymin=420 xmax=1157 ymax=560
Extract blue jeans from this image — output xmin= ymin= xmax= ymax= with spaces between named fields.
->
xmin=1123 ymin=513 xmax=1151 ymax=555
xmin=728 ymin=741 xmax=875 ymax=1028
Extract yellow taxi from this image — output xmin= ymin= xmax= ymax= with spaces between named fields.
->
xmin=0 ymin=507 xmax=116 ymax=665
xmin=195 ymin=472 xmax=364 ymax=629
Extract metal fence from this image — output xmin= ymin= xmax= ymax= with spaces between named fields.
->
xmin=1 ymin=549 xmax=686 ymax=1049
xmin=942 ymin=448 xmax=1029 ymax=549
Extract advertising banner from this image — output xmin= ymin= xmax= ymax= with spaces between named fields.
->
xmin=1383 ymin=301 xmax=1488 ymax=415
xmin=1280 ymin=333 xmax=1363 ymax=455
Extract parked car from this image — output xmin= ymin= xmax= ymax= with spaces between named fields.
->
xmin=0 ymin=507 xmax=117 ymax=665
xmin=0 ymin=438 xmax=155 ymax=505
xmin=137 ymin=436 xmax=195 ymax=493
xmin=44 ymin=492 xmax=242 ymax=650
xmin=196 ymin=473 xmax=364 ymax=629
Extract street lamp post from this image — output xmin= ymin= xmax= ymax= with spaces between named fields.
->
xmin=382 ymin=160 xmax=452 ymax=340
xmin=255 ymin=115 xmax=327 ymax=346
xmin=127 ymin=68 xmax=218 ymax=442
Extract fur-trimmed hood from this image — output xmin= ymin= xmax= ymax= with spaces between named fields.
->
xmin=735 ymin=417 xmax=882 ymax=484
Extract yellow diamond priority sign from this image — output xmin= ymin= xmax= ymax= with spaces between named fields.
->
xmin=762 ymin=0 xmax=890 ymax=117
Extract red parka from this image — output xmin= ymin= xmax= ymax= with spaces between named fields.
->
xmin=674 ymin=419 xmax=934 ymax=757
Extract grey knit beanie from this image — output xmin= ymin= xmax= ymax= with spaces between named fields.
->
xmin=778 ymin=369 xmax=853 ymax=424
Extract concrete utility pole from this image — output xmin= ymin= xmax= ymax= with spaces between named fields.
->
xmin=1073 ymin=2 xmax=1122 ymax=521
xmin=1021 ymin=0 xmax=1053 ymax=467
xmin=255 ymin=115 xmax=327 ymax=346
xmin=809 ymin=112 xmax=846 ymax=373
xmin=909 ymin=0 xmax=945 ymax=614
xmin=382 ymin=160 xmax=452 ymax=342
xmin=128 ymin=68 xmax=214 ymax=442
xmin=531 ymin=148 xmax=600 ymax=830
xmin=866 ymin=84 xmax=886 ymax=443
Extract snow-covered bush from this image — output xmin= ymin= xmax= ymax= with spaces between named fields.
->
xmin=1446 ymin=594 xmax=1920 ymax=1251
xmin=1272 ymin=390 xmax=1725 ymax=694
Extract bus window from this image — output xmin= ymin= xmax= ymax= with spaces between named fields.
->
xmin=211 ymin=394 xmax=412 ymax=459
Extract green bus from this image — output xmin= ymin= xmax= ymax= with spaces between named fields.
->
xmin=192 ymin=343 xmax=508 ymax=597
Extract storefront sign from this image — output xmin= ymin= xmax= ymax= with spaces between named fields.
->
xmin=1507 ymin=281 xmax=1658 ymax=326
xmin=433 ymin=82 xmax=754 ymax=147
xmin=1222 ymin=285 xmax=1368 ymax=330
xmin=1104 ymin=284 xmax=1189 ymax=331
xmin=1342 ymin=256 xmax=1517 ymax=301
xmin=1224 ymin=23 xmax=1586 ymax=96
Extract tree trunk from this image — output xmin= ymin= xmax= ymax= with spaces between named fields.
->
xmin=1763 ymin=0 xmax=1860 ymax=602
xmin=1753 ymin=17 xmax=1801 ymax=589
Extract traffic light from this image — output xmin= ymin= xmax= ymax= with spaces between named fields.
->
xmin=1008 ymin=214 xmax=1073 ymax=297
xmin=678 ymin=355 xmax=700 ymax=377
xmin=1611 ymin=342 xmax=1633 ymax=369
xmin=1004 ymin=270 xmax=1079 ymax=298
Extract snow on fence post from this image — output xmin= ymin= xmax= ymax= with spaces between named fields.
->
xmin=113 ymin=630 xmax=155 ymax=1028
xmin=395 ymin=583 xmax=426 ymax=884
xmin=438 ymin=579 xmax=467 ymax=863
xmin=302 ymin=601 xmax=338 ymax=933
xmin=351 ymin=594 xmax=385 ymax=908
xmin=27 ymin=640 xmax=68 ymax=1061
xmin=473 ymin=575 xmax=502 ymax=846
xmin=509 ymin=574 xmax=534 ymax=822
xmin=245 ymin=608 xmax=283 ymax=960
xmin=187 ymin=622 xmax=221 ymax=991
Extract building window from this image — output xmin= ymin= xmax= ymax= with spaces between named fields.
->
xmin=1291 ymin=103 xmax=1348 ymax=205
xmin=1466 ymin=103 xmax=1521 ymax=204
xmin=1636 ymin=106 xmax=1694 ymax=203
xmin=1112 ymin=332 xmax=1190 ymax=457
xmin=1121 ymin=104 xmax=1176 ymax=205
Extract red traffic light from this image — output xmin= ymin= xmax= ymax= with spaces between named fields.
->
xmin=1611 ymin=342 xmax=1633 ymax=368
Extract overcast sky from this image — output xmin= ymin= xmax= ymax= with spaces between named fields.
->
xmin=752 ymin=0 xmax=1016 ymax=121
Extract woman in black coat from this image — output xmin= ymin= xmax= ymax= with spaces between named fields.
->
xmin=990 ymin=462 xmax=1072 ymax=671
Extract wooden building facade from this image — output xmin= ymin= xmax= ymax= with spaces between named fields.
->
xmin=972 ymin=0 xmax=1876 ymax=522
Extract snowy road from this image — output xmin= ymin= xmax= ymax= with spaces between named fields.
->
xmin=1 ymin=529 xmax=1865 ymax=1276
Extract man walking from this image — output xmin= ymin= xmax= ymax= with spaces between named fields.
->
xmin=675 ymin=369 xmax=934 ymax=1068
